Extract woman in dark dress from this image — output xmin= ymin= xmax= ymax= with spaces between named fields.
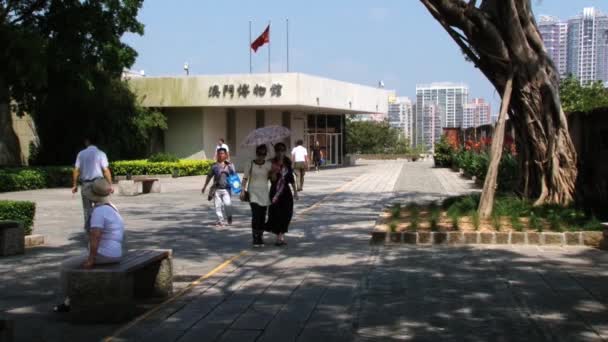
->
xmin=266 ymin=143 xmax=299 ymax=246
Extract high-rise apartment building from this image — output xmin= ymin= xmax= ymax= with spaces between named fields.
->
xmin=415 ymin=83 xmax=468 ymax=149
xmin=417 ymin=104 xmax=442 ymax=151
xmin=540 ymin=7 xmax=608 ymax=84
xmin=388 ymin=97 xmax=413 ymax=141
xmin=567 ymin=7 xmax=608 ymax=84
xmin=463 ymin=98 xmax=492 ymax=128
xmin=538 ymin=15 xmax=569 ymax=77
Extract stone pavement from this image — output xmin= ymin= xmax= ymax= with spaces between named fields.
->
xmin=1 ymin=160 xmax=607 ymax=341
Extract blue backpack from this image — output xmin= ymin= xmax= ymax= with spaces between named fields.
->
xmin=228 ymin=172 xmax=242 ymax=194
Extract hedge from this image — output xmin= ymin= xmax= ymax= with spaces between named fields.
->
xmin=0 ymin=166 xmax=72 ymax=192
xmin=0 ymin=200 xmax=36 ymax=235
xmin=110 ymin=159 xmax=214 ymax=177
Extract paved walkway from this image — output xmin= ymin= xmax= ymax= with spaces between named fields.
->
xmin=1 ymin=160 xmax=607 ymax=341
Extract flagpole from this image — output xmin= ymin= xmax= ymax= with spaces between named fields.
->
xmin=249 ymin=20 xmax=252 ymax=73
xmin=286 ymin=18 xmax=290 ymax=72
xmin=268 ymin=20 xmax=271 ymax=73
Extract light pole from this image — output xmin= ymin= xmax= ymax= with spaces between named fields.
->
xmin=183 ymin=62 xmax=189 ymax=76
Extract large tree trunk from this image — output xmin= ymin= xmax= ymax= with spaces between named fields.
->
xmin=420 ymin=0 xmax=577 ymax=206
xmin=0 ymin=77 xmax=22 ymax=166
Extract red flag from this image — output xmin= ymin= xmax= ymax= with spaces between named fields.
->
xmin=251 ymin=25 xmax=270 ymax=52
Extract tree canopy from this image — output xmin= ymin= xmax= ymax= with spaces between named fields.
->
xmin=346 ymin=118 xmax=410 ymax=155
xmin=1 ymin=0 xmax=163 ymax=165
xmin=559 ymin=76 xmax=608 ymax=113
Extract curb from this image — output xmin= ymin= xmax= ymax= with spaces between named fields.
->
xmin=25 ymin=234 xmax=45 ymax=248
xmin=373 ymin=231 xmax=605 ymax=248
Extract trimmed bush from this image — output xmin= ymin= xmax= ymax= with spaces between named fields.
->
xmin=147 ymin=153 xmax=179 ymax=163
xmin=0 ymin=200 xmax=36 ymax=235
xmin=433 ymin=136 xmax=455 ymax=168
xmin=110 ymin=159 xmax=214 ymax=177
xmin=0 ymin=166 xmax=72 ymax=192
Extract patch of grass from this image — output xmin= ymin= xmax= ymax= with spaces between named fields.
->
xmin=582 ymin=216 xmax=603 ymax=231
xmin=429 ymin=206 xmax=441 ymax=232
xmin=448 ymin=209 xmax=460 ymax=230
xmin=547 ymin=210 xmax=562 ymax=232
xmin=529 ymin=212 xmax=543 ymax=232
xmin=494 ymin=197 xmax=532 ymax=218
xmin=491 ymin=212 xmax=502 ymax=231
xmin=390 ymin=203 xmax=401 ymax=219
xmin=408 ymin=203 xmax=420 ymax=231
xmin=389 ymin=221 xmax=398 ymax=233
xmin=510 ymin=214 xmax=524 ymax=232
xmin=471 ymin=210 xmax=481 ymax=231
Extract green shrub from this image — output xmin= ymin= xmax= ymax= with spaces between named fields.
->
xmin=147 ymin=153 xmax=179 ymax=163
xmin=433 ymin=136 xmax=455 ymax=168
xmin=407 ymin=203 xmax=420 ymax=231
xmin=0 ymin=200 xmax=36 ymax=235
xmin=510 ymin=214 xmax=524 ymax=232
xmin=110 ymin=159 xmax=214 ymax=177
xmin=389 ymin=222 xmax=398 ymax=233
xmin=491 ymin=212 xmax=502 ymax=231
xmin=0 ymin=167 xmax=72 ymax=192
xmin=529 ymin=212 xmax=543 ymax=232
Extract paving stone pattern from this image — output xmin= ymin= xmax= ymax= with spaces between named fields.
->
xmin=1 ymin=160 xmax=607 ymax=341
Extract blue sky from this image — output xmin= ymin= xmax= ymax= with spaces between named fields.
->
xmin=124 ymin=1 xmax=607 ymax=112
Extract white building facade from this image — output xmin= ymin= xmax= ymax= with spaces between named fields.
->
xmin=463 ymin=98 xmax=492 ymax=129
xmin=539 ymin=15 xmax=569 ymax=77
xmin=567 ymin=7 xmax=608 ymax=85
xmin=415 ymin=83 xmax=468 ymax=149
xmin=129 ymin=73 xmax=391 ymax=169
xmin=388 ymin=96 xmax=413 ymax=142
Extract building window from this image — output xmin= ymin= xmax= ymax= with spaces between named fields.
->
xmin=256 ymin=110 xmax=265 ymax=128
xmin=226 ymin=108 xmax=236 ymax=155
xmin=282 ymin=111 xmax=291 ymax=129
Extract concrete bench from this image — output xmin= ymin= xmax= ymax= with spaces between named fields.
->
xmin=61 ymin=249 xmax=173 ymax=323
xmin=0 ymin=221 xmax=24 ymax=257
xmin=118 ymin=178 xmax=161 ymax=196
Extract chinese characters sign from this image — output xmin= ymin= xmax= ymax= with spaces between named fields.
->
xmin=208 ymin=83 xmax=282 ymax=99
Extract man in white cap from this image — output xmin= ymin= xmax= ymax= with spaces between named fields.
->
xmin=72 ymin=137 xmax=113 ymax=230
xmin=54 ymin=178 xmax=125 ymax=313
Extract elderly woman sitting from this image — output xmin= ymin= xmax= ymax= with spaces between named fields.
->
xmin=54 ymin=178 xmax=125 ymax=312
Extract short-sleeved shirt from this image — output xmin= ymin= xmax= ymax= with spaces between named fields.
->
xmin=75 ymin=146 xmax=109 ymax=181
xmin=89 ymin=204 xmax=124 ymax=258
xmin=244 ymin=160 xmax=272 ymax=206
xmin=209 ymin=162 xmax=235 ymax=190
xmin=291 ymin=146 xmax=308 ymax=162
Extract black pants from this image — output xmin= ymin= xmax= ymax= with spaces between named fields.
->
xmin=250 ymin=203 xmax=267 ymax=242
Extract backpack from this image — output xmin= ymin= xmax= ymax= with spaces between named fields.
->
xmin=228 ymin=171 xmax=242 ymax=194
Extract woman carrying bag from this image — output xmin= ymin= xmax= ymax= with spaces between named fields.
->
xmin=241 ymin=144 xmax=272 ymax=247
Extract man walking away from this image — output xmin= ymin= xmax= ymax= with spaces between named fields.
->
xmin=72 ymin=137 xmax=113 ymax=230
xmin=214 ymin=138 xmax=230 ymax=160
xmin=291 ymin=139 xmax=308 ymax=191
xmin=202 ymin=148 xmax=235 ymax=227
xmin=311 ymin=141 xmax=323 ymax=172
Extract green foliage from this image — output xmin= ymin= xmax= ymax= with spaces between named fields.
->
xmin=389 ymin=222 xmax=398 ymax=233
xmin=390 ymin=203 xmax=402 ymax=219
xmin=345 ymin=119 xmax=411 ymax=154
xmin=560 ymin=76 xmax=608 ymax=113
xmin=453 ymin=149 xmax=517 ymax=192
xmin=0 ymin=201 xmax=36 ymax=235
xmin=529 ymin=212 xmax=543 ymax=232
xmin=2 ymin=0 xmax=152 ymax=165
xmin=407 ymin=203 xmax=420 ymax=230
xmin=0 ymin=167 xmax=72 ymax=192
xmin=147 ymin=153 xmax=179 ymax=163
xmin=491 ymin=212 xmax=502 ymax=231
xmin=510 ymin=214 xmax=524 ymax=232
xmin=433 ymin=136 xmax=455 ymax=167
xmin=110 ymin=160 xmax=214 ymax=177
xmin=471 ymin=210 xmax=481 ymax=231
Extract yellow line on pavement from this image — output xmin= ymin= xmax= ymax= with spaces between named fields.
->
xmin=103 ymin=250 xmax=248 ymax=342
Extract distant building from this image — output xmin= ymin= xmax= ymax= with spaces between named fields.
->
xmin=415 ymin=82 xmax=468 ymax=149
xmin=567 ymin=7 xmax=608 ymax=84
xmin=540 ymin=7 xmax=608 ymax=84
xmin=538 ymin=15 xmax=569 ymax=77
xmin=388 ymin=96 xmax=413 ymax=141
xmin=419 ymin=103 xmax=442 ymax=152
xmin=463 ymin=98 xmax=492 ymax=128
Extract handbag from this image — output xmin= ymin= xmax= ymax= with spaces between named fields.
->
xmin=240 ymin=161 xmax=254 ymax=202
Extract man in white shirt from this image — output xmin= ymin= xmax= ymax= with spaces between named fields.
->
xmin=214 ymin=138 xmax=230 ymax=160
xmin=291 ymin=139 xmax=308 ymax=191
xmin=72 ymin=138 xmax=113 ymax=229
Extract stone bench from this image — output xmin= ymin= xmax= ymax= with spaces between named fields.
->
xmin=118 ymin=178 xmax=161 ymax=196
xmin=61 ymin=249 xmax=173 ymax=323
xmin=0 ymin=221 xmax=24 ymax=257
